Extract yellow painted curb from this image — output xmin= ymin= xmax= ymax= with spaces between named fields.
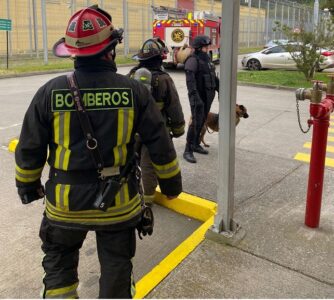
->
xmin=155 ymin=190 xmax=217 ymax=222
xmin=135 ymin=216 xmax=215 ymax=299
xmin=134 ymin=191 xmax=217 ymax=299
xmin=8 ymin=138 xmax=18 ymax=153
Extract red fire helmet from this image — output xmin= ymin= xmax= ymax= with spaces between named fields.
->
xmin=53 ymin=6 xmax=122 ymax=58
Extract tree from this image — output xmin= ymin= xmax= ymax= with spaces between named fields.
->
xmin=274 ymin=19 xmax=334 ymax=81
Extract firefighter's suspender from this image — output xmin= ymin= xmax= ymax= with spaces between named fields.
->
xmin=66 ymin=72 xmax=105 ymax=172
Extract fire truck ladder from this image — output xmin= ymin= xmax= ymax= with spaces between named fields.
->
xmin=152 ymin=6 xmax=189 ymax=20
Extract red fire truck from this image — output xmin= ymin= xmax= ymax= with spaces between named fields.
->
xmin=152 ymin=6 xmax=221 ymax=67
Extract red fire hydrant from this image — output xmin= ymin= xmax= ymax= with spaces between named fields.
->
xmin=296 ymin=78 xmax=334 ymax=228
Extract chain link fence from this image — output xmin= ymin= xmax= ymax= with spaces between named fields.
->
xmin=0 ymin=0 xmax=316 ymax=68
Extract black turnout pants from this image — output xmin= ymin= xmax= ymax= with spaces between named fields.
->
xmin=186 ymin=97 xmax=214 ymax=147
xmin=39 ymin=216 xmax=136 ymax=299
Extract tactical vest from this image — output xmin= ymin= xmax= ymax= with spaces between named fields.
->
xmin=189 ymin=54 xmax=217 ymax=103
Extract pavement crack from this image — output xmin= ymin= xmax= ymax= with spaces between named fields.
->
xmin=234 ymin=246 xmax=334 ymax=287
xmin=235 ymin=163 xmax=304 ymax=210
xmin=236 ymin=110 xmax=288 ymax=146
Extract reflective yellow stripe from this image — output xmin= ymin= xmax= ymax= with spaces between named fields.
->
xmin=113 ymin=109 xmax=134 ymax=166
xmin=114 ymin=182 xmax=130 ymax=206
xmin=114 ymin=109 xmax=124 ymax=166
xmin=156 ymin=102 xmax=164 ymax=110
xmin=55 ymin=184 xmax=70 ymax=211
xmin=64 ymin=185 xmax=70 ymax=211
xmin=46 ymin=193 xmax=141 ymax=217
xmin=172 ymin=125 xmax=185 ymax=134
xmin=15 ymin=173 xmax=41 ymax=183
xmin=63 ymin=112 xmax=71 ymax=170
xmin=54 ymin=112 xmax=71 ymax=170
xmin=15 ymin=165 xmax=43 ymax=175
xmin=131 ymin=272 xmax=136 ymax=297
xmin=55 ymin=184 xmax=61 ymax=208
xmin=152 ymin=158 xmax=180 ymax=179
xmin=125 ymin=109 xmax=134 ymax=143
xmin=54 ymin=112 xmax=60 ymax=168
xmin=45 ymin=282 xmax=78 ymax=298
xmin=15 ymin=166 xmax=43 ymax=182
xmin=45 ymin=198 xmax=141 ymax=225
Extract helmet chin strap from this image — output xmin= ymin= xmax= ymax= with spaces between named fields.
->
xmin=102 ymin=48 xmax=116 ymax=61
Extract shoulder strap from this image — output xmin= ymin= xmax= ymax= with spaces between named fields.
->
xmin=66 ymin=72 xmax=104 ymax=172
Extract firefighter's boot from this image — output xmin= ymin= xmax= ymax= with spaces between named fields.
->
xmin=193 ymin=144 xmax=209 ymax=155
xmin=183 ymin=143 xmax=197 ymax=163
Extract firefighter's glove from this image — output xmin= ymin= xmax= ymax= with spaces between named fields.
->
xmin=136 ymin=205 xmax=154 ymax=240
xmin=18 ymin=185 xmax=45 ymax=204
xmin=170 ymin=126 xmax=185 ymax=138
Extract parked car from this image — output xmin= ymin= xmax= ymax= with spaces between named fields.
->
xmin=241 ymin=45 xmax=334 ymax=71
xmin=263 ymin=39 xmax=292 ymax=48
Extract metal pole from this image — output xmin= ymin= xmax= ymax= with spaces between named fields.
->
xmin=212 ymin=0 xmax=239 ymax=233
xmin=28 ymin=0 xmax=33 ymax=54
xmin=6 ymin=31 xmax=9 ymax=69
xmin=142 ymin=6 xmax=145 ymax=44
xmin=123 ymin=0 xmax=129 ymax=56
xmin=314 ymin=0 xmax=319 ymax=30
xmin=86 ymin=0 xmax=90 ymax=7
xmin=41 ymin=0 xmax=48 ymax=64
xmin=280 ymin=4 xmax=284 ymax=39
xmin=32 ymin=0 xmax=39 ymax=58
xmin=70 ymin=0 xmax=75 ymax=15
xmin=256 ymin=0 xmax=261 ymax=46
xmin=274 ymin=1 xmax=277 ymax=40
xmin=266 ymin=0 xmax=269 ymax=44
xmin=6 ymin=0 xmax=11 ymax=55
xmin=298 ymin=7 xmax=301 ymax=25
xmin=292 ymin=2 xmax=295 ymax=30
xmin=287 ymin=5 xmax=290 ymax=28
xmin=99 ymin=0 xmax=104 ymax=9
xmin=247 ymin=0 xmax=251 ymax=48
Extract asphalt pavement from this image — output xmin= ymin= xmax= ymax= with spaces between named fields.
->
xmin=0 ymin=65 xmax=334 ymax=298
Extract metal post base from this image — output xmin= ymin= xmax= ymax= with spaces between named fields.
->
xmin=206 ymin=220 xmax=246 ymax=246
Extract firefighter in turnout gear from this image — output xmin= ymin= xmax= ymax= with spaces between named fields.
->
xmin=183 ymin=35 xmax=219 ymax=163
xmin=15 ymin=6 xmax=182 ymax=299
xmin=128 ymin=38 xmax=185 ymax=206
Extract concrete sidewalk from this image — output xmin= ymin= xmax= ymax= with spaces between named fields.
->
xmin=146 ymin=84 xmax=334 ymax=298
xmin=148 ymin=161 xmax=334 ymax=298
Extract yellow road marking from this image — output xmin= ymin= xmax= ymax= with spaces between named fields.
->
xmin=303 ymin=142 xmax=334 ymax=153
xmin=294 ymin=152 xmax=334 ymax=167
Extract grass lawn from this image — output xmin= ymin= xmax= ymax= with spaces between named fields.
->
xmin=237 ymin=69 xmax=333 ymax=88
xmin=0 ymin=55 xmax=134 ymax=76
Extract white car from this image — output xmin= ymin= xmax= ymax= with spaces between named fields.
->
xmin=263 ymin=39 xmax=292 ymax=48
xmin=241 ymin=45 xmax=334 ymax=71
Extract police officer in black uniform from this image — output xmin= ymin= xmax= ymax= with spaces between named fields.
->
xmin=183 ymin=35 xmax=219 ymax=163
xmin=15 ymin=6 xmax=182 ymax=299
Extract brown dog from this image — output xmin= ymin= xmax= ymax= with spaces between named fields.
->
xmin=199 ymin=104 xmax=249 ymax=147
